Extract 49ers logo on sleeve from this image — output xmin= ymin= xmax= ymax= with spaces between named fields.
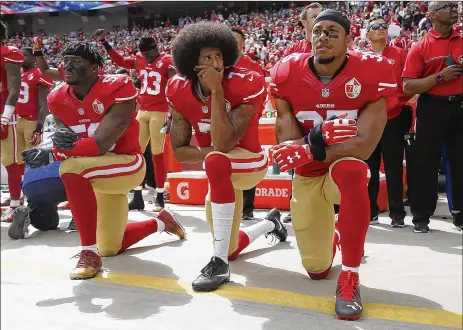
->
xmin=345 ymin=78 xmax=362 ymax=99
xmin=459 ymin=55 xmax=463 ymax=65
xmin=92 ymin=99 xmax=104 ymax=114
xmin=156 ymin=60 xmax=163 ymax=68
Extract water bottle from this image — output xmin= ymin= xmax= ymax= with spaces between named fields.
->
xmin=272 ymin=160 xmax=280 ymax=175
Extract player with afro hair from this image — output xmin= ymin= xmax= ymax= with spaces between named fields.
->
xmin=171 ymin=21 xmax=239 ymax=80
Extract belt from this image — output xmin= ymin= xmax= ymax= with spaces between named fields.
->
xmin=422 ymin=93 xmax=463 ymax=102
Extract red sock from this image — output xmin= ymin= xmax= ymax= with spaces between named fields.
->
xmin=119 ymin=220 xmax=159 ymax=253
xmin=5 ymin=163 xmax=22 ymax=200
xmin=331 ymin=160 xmax=370 ymax=268
xmin=205 ymin=154 xmax=235 ymax=203
xmin=18 ymin=163 xmax=25 ymax=174
xmin=61 ymin=173 xmax=98 ymax=246
xmin=152 ymin=153 xmax=166 ymax=190
xmin=228 ymin=231 xmax=250 ymax=261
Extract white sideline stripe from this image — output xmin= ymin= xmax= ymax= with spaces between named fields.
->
xmin=115 ymin=92 xmax=138 ymax=102
xmin=230 ymin=152 xmax=268 ymax=170
xmin=243 ymin=87 xmax=265 ymax=101
xmin=378 ymin=82 xmax=397 ymax=87
xmin=83 ymin=154 xmax=143 ymax=179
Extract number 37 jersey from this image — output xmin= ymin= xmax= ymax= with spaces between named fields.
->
xmin=270 ymin=52 xmax=397 ymax=177
xmin=136 ymin=53 xmax=174 ymax=113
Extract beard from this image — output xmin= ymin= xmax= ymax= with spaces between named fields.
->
xmin=316 ymin=56 xmax=335 ymax=64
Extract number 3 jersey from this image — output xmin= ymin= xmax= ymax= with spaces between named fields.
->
xmin=47 ymin=74 xmax=141 ymax=155
xmin=16 ymin=68 xmax=54 ymax=121
xmin=166 ymin=67 xmax=266 ymax=154
xmin=270 ymin=52 xmax=397 ymax=177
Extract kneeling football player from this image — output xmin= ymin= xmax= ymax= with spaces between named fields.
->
xmin=167 ymin=21 xmax=288 ymax=292
xmin=22 ymin=42 xmax=185 ymax=280
xmin=270 ymin=10 xmax=397 ymax=320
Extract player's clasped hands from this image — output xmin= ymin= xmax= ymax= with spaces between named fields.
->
xmin=319 ymin=114 xmax=357 ymax=145
xmin=272 ymin=144 xmax=313 ymax=172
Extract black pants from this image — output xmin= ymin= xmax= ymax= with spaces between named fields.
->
xmin=22 ymin=178 xmax=67 ymax=231
xmin=366 ymin=110 xmax=408 ymax=220
xmin=243 ymin=187 xmax=256 ymax=213
xmin=410 ymin=95 xmax=463 ymax=226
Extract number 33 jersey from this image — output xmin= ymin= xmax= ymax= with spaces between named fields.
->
xmin=47 ymin=74 xmax=141 ymax=155
xmin=166 ymin=67 xmax=266 ymax=154
xmin=136 ymin=54 xmax=174 ymax=112
xmin=270 ymin=52 xmax=397 ymax=177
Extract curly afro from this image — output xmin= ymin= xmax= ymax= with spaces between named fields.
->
xmin=171 ymin=21 xmax=238 ymax=80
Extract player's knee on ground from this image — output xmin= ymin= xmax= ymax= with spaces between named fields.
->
xmin=301 ymin=254 xmax=332 ymax=277
xmin=204 ymin=153 xmax=232 ymax=181
xmin=331 ymin=160 xmax=370 ymax=189
xmin=98 ymin=245 xmax=121 ymax=257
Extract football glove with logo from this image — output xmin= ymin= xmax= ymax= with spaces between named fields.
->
xmin=29 ymin=123 xmax=44 ymax=147
xmin=32 ymin=37 xmax=44 ymax=56
xmin=308 ymin=114 xmax=357 ymax=147
xmin=0 ymin=117 xmax=9 ymax=140
xmin=51 ymin=127 xmax=79 ymax=150
xmin=272 ymin=144 xmax=313 ymax=172
xmin=22 ymin=148 xmax=67 ymax=169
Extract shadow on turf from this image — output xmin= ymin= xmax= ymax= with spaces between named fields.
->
xmin=35 ymin=255 xmax=193 ymax=320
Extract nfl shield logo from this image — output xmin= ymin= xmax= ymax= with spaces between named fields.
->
xmin=345 ymin=78 xmax=362 ymax=99
xmin=92 ymin=99 xmax=104 ymax=115
xmin=77 ymin=108 xmax=84 ymax=115
xmin=28 ymin=74 xmax=34 ymax=81
xmin=156 ymin=61 xmax=163 ymax=68
xmin=322 ymin=88 xmax=330 ymax=98
xmin=202 ymin=106 xmax=208 ymax=113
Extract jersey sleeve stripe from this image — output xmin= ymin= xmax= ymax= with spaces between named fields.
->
xmin=4 ymin=57 xmax=23 ymax=63
xmin=378 ymin=88 xmax=385 ymax=91
xmin=378 ymin=82 xmax=397 ymax=87
xmin=243 ymin=87 xmax=265 ymax=101
xmin=115 ymin=92 xmax=138 ymax=102
xmin=39 ymin=78 xmax=54 ymax=87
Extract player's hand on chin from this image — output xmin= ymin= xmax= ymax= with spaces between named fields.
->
xmin=196 ymin=65 xmax=224 ymax=92
xmin=271 ymin=144 xmax=313 ymax=172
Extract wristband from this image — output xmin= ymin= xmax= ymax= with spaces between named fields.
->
xmin=53 ymin=137 xmax=100 ymax=158
xmin=309 ymin=144 xmax=326 ymax=162
xmin=2 ymin=105 xmax=15 ymax=121
xmin=35 ymin=123 xmax=43 ymax=133
xmin=102 ymin=40 xmax=112 ymax=52
xmin=308 ymin=124 xmax=326 ymax=147
xmin=33 ymin=50 xmax=43 ymax=56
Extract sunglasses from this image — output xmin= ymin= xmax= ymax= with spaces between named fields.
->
xmin=432 ymin=3 xmax=458 ymax=11
xmin=369 ymin=23 xmax=389 ymax=31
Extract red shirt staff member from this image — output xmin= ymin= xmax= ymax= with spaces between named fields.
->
xmin=365 ymin=16 xmax=411 ymax=228
xmin=283 ymin=2 xmax=322 ymax=56
xmin=402 ymin=1 xmax=463 ymax=233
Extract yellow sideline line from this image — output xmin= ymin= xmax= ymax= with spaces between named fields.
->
xmin=2 ymin=261 xmax=461 ymax=328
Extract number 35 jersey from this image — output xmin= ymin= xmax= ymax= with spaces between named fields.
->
xmin=47 ymin=74 xmax=141 ymax=155
xmin=166 ymin=67 xmax=266 ymax=154
xmin=136 ymin=53 xmax=174 ymax=113
xmin=270 ymin=52 xmax=397 ymax=177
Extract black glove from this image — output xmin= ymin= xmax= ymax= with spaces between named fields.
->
xmin=22 ymin=148 xmax=55 ymax=169
xmin=51 ymin=127 xmax=79 ymax=150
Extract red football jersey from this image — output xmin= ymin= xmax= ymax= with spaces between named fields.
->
xmin=270 ymin=52 xmax=398 ymax=177
xmin=16 ymin=68 xmax=54 ymax=120
xmin=1 ymin=45 xmax=24 ymax=112
xmin=135 ymin=54 xmax=174 ymax=112
xmin=166 ymin=67 xmax=266 ymax=154
xmin=283 ymin=39 xmax=312 ymax=56
xmin=47 ymin=74 xmax=141 ymax=155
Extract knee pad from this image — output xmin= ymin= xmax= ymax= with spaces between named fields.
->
xmin=204 ymin=153 xmax=232 ymax=181
xmin=332 ymin=160 xmax=370 ymax=188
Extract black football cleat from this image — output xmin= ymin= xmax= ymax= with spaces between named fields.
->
xmin=192 ymin=257 xmax=230 ymax=292
xmin=152 ymin=192 xmax=165 ymax=212
xmin=67 ymin=218 xmax=78 ymax=231
xmin=128 ymin=191 xmax=145 ymax=211
xmin=413 ymin=223 xmax=430 ymax=233
xmin=264 ymin=208 xmax=287 ymax=242
xmin=8 ymin=206 xmax=31 ymax=240
xmin=335 ymin=270 xmax=363 ymax=321
xmin=241 ymin=209 xmax=254 ymax=220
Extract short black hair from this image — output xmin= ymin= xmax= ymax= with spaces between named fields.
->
xmin=59 ymin=41 xmax=105 ymax=67
xmin=231 ymin=27 xmax=245 ymax=41
xmin=21 ymin=47 xmax=33 ymax=55
xmin=138 ymin=36 xmax=157 ymax=52
xmin=0 ymin=21 xmax=7 ymax=39
xmin=171 ymin=21 xmax=238 ymax=80
xmin=116 ymin=68 xmax=129 ymax=75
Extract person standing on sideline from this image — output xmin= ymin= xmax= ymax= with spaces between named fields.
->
xmin=402 ymin=1 xmax=462 ymax=233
